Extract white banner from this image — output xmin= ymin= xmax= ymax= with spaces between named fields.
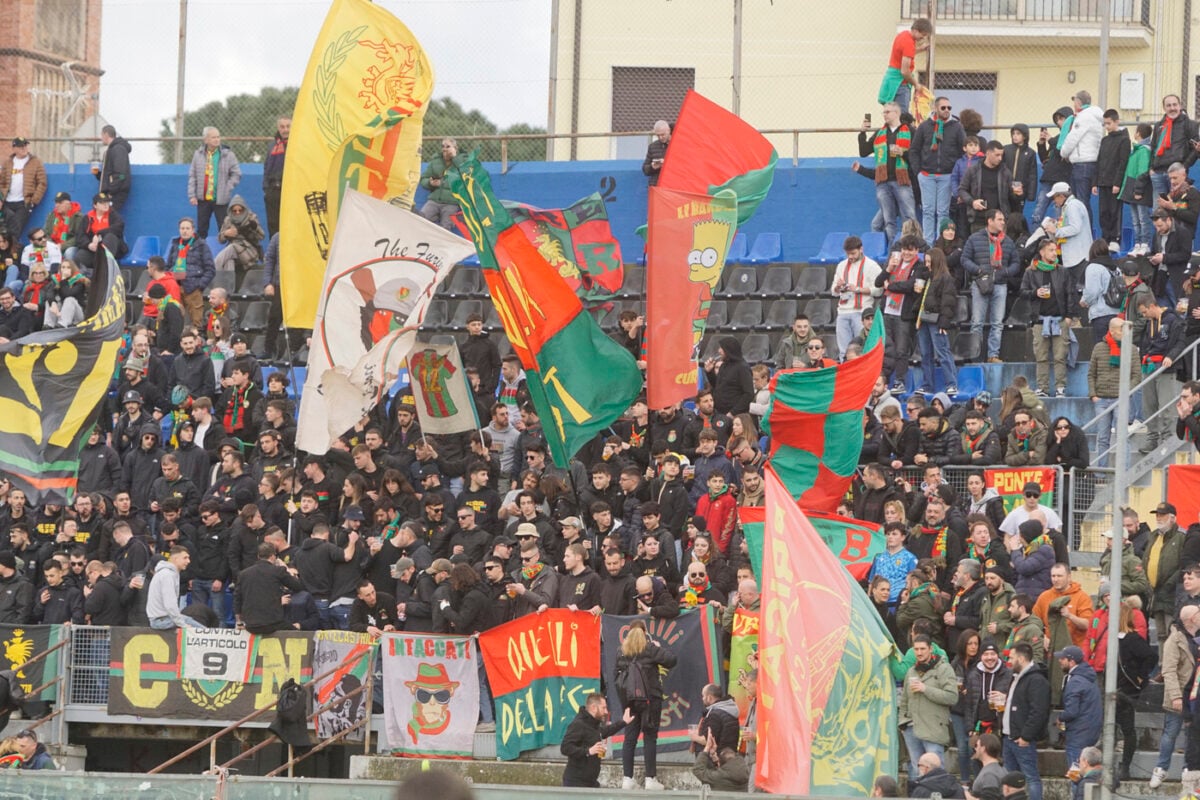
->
xmin=407 ymin=340 xmax=479 ymax=435
xmin=177 ymin=628 xmax=257 ymax=683
xmin=313 ymin=630 xmax=375 ymax=742
xmin=296 ymin=190 xmax=477 ymax=454
xmin=381 ymin=633 xmax=479 ymax=758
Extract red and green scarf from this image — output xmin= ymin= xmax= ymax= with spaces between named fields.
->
xmin=873 ymin=126 xmax=911 ymax=185
xmin=174 ymin=238 xmax=192 ymax=274
xmin=919 ymin=524 xmax=948 ymax=559
xmin=1105 ymin=332 xmax=1121 ymax=366
xmin=521 ymin=561 xmax=545 ymax=582
xmin=223 ymin=384 xmax=251 ymax=433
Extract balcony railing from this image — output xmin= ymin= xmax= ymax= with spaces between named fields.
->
xmin=901 ymin=0 xmax=1151 ymax=26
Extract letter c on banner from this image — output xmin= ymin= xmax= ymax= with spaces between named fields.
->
xmin=123 ymin=633 xmax=170 ymax=708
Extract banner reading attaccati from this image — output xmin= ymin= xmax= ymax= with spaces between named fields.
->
xmin=381 ymin=633 xmax=478 ymax=758
xmin=477 ymin=609 xmax=602 ymax=761
xmin=108 ymin=629 xmax=312 ymax=719
xmin=280 ymin=0 xmax=434 ymax=329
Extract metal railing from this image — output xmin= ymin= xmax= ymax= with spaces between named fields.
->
xmin=892 ymin=463 xmax=1067 ymax=532
xmin=900 ymin=0 xmax=1151 ymax=25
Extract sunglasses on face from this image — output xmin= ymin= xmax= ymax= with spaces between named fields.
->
xmin=687 ymin=572 xmax=705 ymax=579
xmin=415 ymin=689 xmax=451 ymax=704
xmin=457 ymin=515 xmax=471 ymax=521
xmin=1055 ymin=425 xmax=1069 ymax=431
xmin=428 ymin=507 xmax=444 ymax=513
xmin=807 ymin=344 xmax=824 ymax=350
xmin=31 ymin=237 xmax=44 ymax=244
xmin=939 ymin=105 xmax=952 ymax=111
xmin=1025 ymin=492 xmax=1039 ymax=499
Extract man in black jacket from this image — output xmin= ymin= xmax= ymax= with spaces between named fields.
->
xmin=561 ymin=693 xmax=632 ymax=787
xmin=599 ymin=547 xmax=637 ymax=615
xmin=83 ymin=560 xmax=126 ymax=625
xmin=703 ymin=338 xmax=754 ymax=416
xmin=235 ymin=543 xmax=303 ymax=634
xmin=1137 ymin=297 xmax=1187 ymax=454
xmin=1148 ymin=209 xmax=1192 ymax=302
xmin=32 ymin=559 xmax=83 ymax=624
xmin=190 ymin=500 xmax=232 ymax=624
xmin=294 ymin=522 xmax=359 ymax=629
xmin=348 ymin=579 xmax=399 ymax=638
xmin=944 ymin=558 xmax=988 ymax=652
xmin=688 ymin=683 xmax=741 ymax=753
xmin=878 ymin=405 xmax=919 ymax=469
xmin=910 ymin=98 xmax=965 ymax=244
xmin=1001 ymin=642 xmax=1051 ymax=800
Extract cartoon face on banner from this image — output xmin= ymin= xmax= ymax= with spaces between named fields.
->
xmin=320 ymin=259 xmax=435 ymax=365
xmin=404 ymin=662 xmax=459 ymax=743
xmin=318 ymin=671 xmax=367 ymax=740
xmin=380 ymin=634 xmax=479 ymax=757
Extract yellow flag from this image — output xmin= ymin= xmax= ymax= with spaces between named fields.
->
xmin=280 ymin=0 xmax=434 ymax=328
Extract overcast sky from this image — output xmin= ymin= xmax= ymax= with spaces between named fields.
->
xmin=99 ymin=0 xmax=550 ymax=161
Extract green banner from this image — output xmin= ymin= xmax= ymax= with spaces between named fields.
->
xmin=0 ymin=624 xmax=62 ymax=701
xmin=740 ymin=508 xmax=883 ymax=583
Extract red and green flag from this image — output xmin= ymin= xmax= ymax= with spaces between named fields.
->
xmin=758 ymin=468 xmax=898 ymax=795
xmin=656 ymin=90 xmax=778 ymax=226
xmin=762 ymin=312 xmax=884 ymax=511
xmin=645 ymin=187 xmax=738 ymax=408
xmin=450 ymin=153 xmax=643 ymax=467
xmin=739 ymin=506 xmax=884 ymax=582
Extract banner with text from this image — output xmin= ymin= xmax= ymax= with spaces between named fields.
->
xmin=601 ymin=606 xmax=723 ymax=752
xmin=313 ymin=630 xmax=375 ymax=743
xmin=729 ymin=609 xmax=759 ymax=723
xmin=985 ymin=466 xmax=1057 ymax=514
xmin=477 ymin=609 xmax=602 ymax=761
xmin=178 ymin=628 xmax=258 ymax=683
xmin=381 ymin=633 xmax=478 ymax=758
xmin=108 ymin=629 xmax=312 ymax=719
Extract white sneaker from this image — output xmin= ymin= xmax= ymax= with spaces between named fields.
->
xmin=621 ymin=777 xmax=636 ymax=790
xmin=1150 ymin=767 xmax=1167 ymax=789
xmin=1128 ymin=420 xmax=1149 ymax=435
xmin=645 ymin=777 xmax=666 ymax=791
xmin=1109 ymin=241 xmax=1121 ymax=253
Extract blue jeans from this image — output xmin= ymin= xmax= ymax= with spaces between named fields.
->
xmin=1093 ymin=397 xmax=1119 ymax=467
xmin=1003 ymin=736 xmax=1043 ymax=800
xmin=1151 ymin=171 xmax=1170 ymax=199
xmin=328 ymin=603 xmax=351 ymax=630
xmin=2 ymin=264 xmax=21 ymax=294
xmin=1157 ymin=709 xmax=1184 ymax=770
xmin=1130 ymin=203 xmax=1152 ymax=247
xmin=1033 ymin=186 xmax=1060 ymax=227
xmin=836 ymin=313 xmax=864 ymax=360
xmin=901 ymin=725 xmax=945 ymax=775
xmin=189 ymin=579 xmax=229 ymax=626
xmin=971 ymin=282 xmax=1007 ymax=359
xmin=1071 ymin=162 xmax=1098 ymax=230
xmin=894 ymin=83 xmax=912 ymax=115
xmin=918 ymin=173 xmax=953 ymax=246
xmin=917 ymin=323 xmax=958 ymax=391
xmin=876 ymin=181 xmax=917 ymax=244
xmin=951 ymin=712 xmax=973 ymax=779
xmin=313 ymin=597 xmax=331 ymax=629
xmin=478 ymin=656 xmax=494 ymax=724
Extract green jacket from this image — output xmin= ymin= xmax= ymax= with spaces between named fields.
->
xmin=979 ymin=582 xmax=1015 ymax=644
xmin=419 ymin=154 xmax=465 ymax=205
xmin=891 ymin=641 xmax=948 ymax=682
xmin=899 ymin=655 xmax=958 ymax=746
xmin=1099 ymin=544 xmax=1151 ymax=603
xmin=896 ymin=582 xmax=946 ymax=650
xmin=1088 ymin=339 xmax=1141 ymax=400
xmin=692 ymin=751 xmax=750 ymax=791
xmin=1143 ymin=524 xmax=1185 ymax=613
xmin=1005 ymin=613 xmax=1045 ymax=663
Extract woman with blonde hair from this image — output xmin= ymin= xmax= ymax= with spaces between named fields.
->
xmin=615 ymin=619 xmax=677 ymax=790
xmin=0 ymin=737 xmax=20 ymax=768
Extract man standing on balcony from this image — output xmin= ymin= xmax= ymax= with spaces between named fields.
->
xmin=1152 ymin=95 xmax=1197 ymax=198
xmin=910 ymin=97 xmax=964 ymax=245
xmin=1059 ymin=91 xmax=1104 ymax=230
xmin=877 ymin=18 xmax=932 ymax=115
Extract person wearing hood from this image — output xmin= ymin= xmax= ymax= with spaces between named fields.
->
xmin=459 ymin=312 xmax=501 ymax=396
xmin=214 ymin=194 xmax=265 ymax=277
xmin=694 ymin=471 xmax=736 ymax=555
xmin=95 ymin=125 xmax=132 ymax=209
xmin=703 ymin=337 xmax=753 ymax=416
xmin=121 ymin=420 xmax=165 ymax=514
xmin=909 ymin=752 xmax=965 ymax=799
xmin=899 ymin=633 xmax=958 ymax=774
xmin=1055 ymin=645 xmax=1102 ymax=768
xmin=1058 ymin=90 xmax=1104 ymax=218
xmin=146 ymin=546 xmax=204 ymax=629
xmin=1034 ymin=564 xmax=1094 ymax=703
xmin=1004 ymin=124 xmax=1039 ymax=216
xmin=688 ymin=683 xmax=741 ymax=753
xmin=1034 ymin=106 xmax=1075 ymax=225
xmin=188 ymin=126 xmax=242 ymax=238
xmin=560 ymin=692 xmax=632 ymax=787
xmin=1000 ymin=642 xmax=1050 ymax=800
xmin=964 ymin=641 xmax=1013 ymax=736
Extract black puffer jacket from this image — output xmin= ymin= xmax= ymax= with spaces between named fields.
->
xmin=706 ymin=337 xmax=754 ymax=415
xmin=917 ymin=417 xmax=963 ymax=466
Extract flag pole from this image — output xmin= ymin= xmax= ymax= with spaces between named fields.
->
xmin=279 ymin=325 xmax=302 ymax=549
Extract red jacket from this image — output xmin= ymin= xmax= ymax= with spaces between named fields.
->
xmin=695 ymin=489 xmax=738 ymax=556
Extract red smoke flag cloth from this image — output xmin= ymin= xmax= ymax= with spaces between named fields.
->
xmin=645 ymin=187 xmax=738 ymax=408
xmin=759 ymin=468 xmax=898 ymax=795
xmin=656 ymin=90 xmax=778 ymax=226
xmin=761 ymin=312 xmax=884 ymax=512
xmin=450 ymin=152 xmax=643 ymax=467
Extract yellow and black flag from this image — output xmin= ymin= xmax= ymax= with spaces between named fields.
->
xmin=0 ymin=252 xmax=124 ymax=504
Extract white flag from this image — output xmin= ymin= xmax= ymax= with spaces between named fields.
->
xmin=407 ymin=339 xmax=479 ymax=435
xmin=296 ymin=190 xmax=477 ymax=454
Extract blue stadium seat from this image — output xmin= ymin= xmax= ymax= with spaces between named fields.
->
xmin=726 ymin=232 xmax=749 ymax=264
xmin=810 ymin=232 xmax=850 ymax=264
xmin=954 ymin=365 xmax=985 ymax=397
xmin=860 ymin=232 xmax=887 ymax=263
xmin=746 ymin=232 xmax=782 ymax=264
xmin=458 ymin=253 xmax=480 ymax=267
xmin=206 ymin=236 xmax=226 ymax=258
xmin=124 ymin=235 xmax=160 ymax=267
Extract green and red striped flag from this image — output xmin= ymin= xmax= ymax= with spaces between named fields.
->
xmin=739 ymin=507 xmax=884 ymax=582
xmin=450 ymin=153 xmax=643 ymax=467
xmin=762 ymin=312 xmax=884 ymax=511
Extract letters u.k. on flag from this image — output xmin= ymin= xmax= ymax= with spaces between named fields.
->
xmin=451 ymin=153 xmax=642 ymax=467
xmin=295 ymin=190 xmax=475 ymax=454
xmin=281 ymin=0 xmax=434 ymax=328
xmin=758 ymin=468 xmax=897 ymax=796
xmin=407 ymin=339 xmax=478 ymax=435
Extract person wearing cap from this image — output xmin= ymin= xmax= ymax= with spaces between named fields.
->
xmin=1144 ymin=501 xmax=1185 ymax=646
xmin=999 ymin=770 xmax=1029 ymax=800
xmin=146 ymin=283 xmax=184 ymax=356
xmin=1039 ymin=179 xmax=1093 ymax=275
xmin=998 ymin=481 xmax=1063 ymax=537
xmin=220 ymin=331 xmax=261 ymax=387
xmin=1054 ymin=644 xmax=1102 ymax=768
xmin=507 ymin=541 xmax=558 ymax=617
xmin=1058 ymin=90 xmax=1104 ymax=210
xmin=44 ymin=191 xmax=81 ymax=252
xmin=964 ymin=644 xmax=1012 ymax=742
xmin=70 ymin=191 xmax=128 ymax=275
xmin=0 ymin=550 xmax=32 ymax=624
xmin=1099 ymin=528 xmax=1151 ymax=610
xmin=0 ymin=138 xmax=47 ymax=241
xmin=188 ymin=126 xmax=242 ymax=238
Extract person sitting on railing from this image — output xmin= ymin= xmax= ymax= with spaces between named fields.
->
xmin=1135 ymin=297 xmax=1187 ymax=455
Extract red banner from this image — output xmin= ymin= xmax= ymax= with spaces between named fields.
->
xmin=1168 ymin=465 xmax=1200 ymax=528
xmin=984 ymin=466 xmax=1057 ymax=513
xmin=645 ymin=187 xmax=738 ymax=408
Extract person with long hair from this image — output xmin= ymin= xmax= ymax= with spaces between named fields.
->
xmin=339 ymin=472 xmax=374 ymax=525
xmin=616 ymin=619 xmax=678 ymax=790
xmin=1114 ymin=599 xmax=1157 ymax=780
xmin=870 ymin=576 xmax=900 ymax=642
xmin=381 ymin=469 xmax=421 ymax=521
xmin=915 ymin=248 xmax=959 ymax=395
xmin=883 ymin=499 xmax=908 ymax=526
xmin=950 ymin=629 xmax=981 ymax=780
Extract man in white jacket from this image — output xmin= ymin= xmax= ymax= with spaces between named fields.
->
xmin=1041 ymin=182 xmax=1094 ymax=277
xmin=146 ymin=547 xmax=205 ymax=629
xmin=1058 ymin=90 xmax=1103 ymax=229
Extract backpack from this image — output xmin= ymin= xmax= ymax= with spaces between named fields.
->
xmin=615 ymin=656 xmax=649 ymax=706
xmin=1102 ymin=262 xmax=1127 ymax=309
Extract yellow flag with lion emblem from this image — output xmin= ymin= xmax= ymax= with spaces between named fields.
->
xmin=280 ymin=0 xmax=434 ymax=328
